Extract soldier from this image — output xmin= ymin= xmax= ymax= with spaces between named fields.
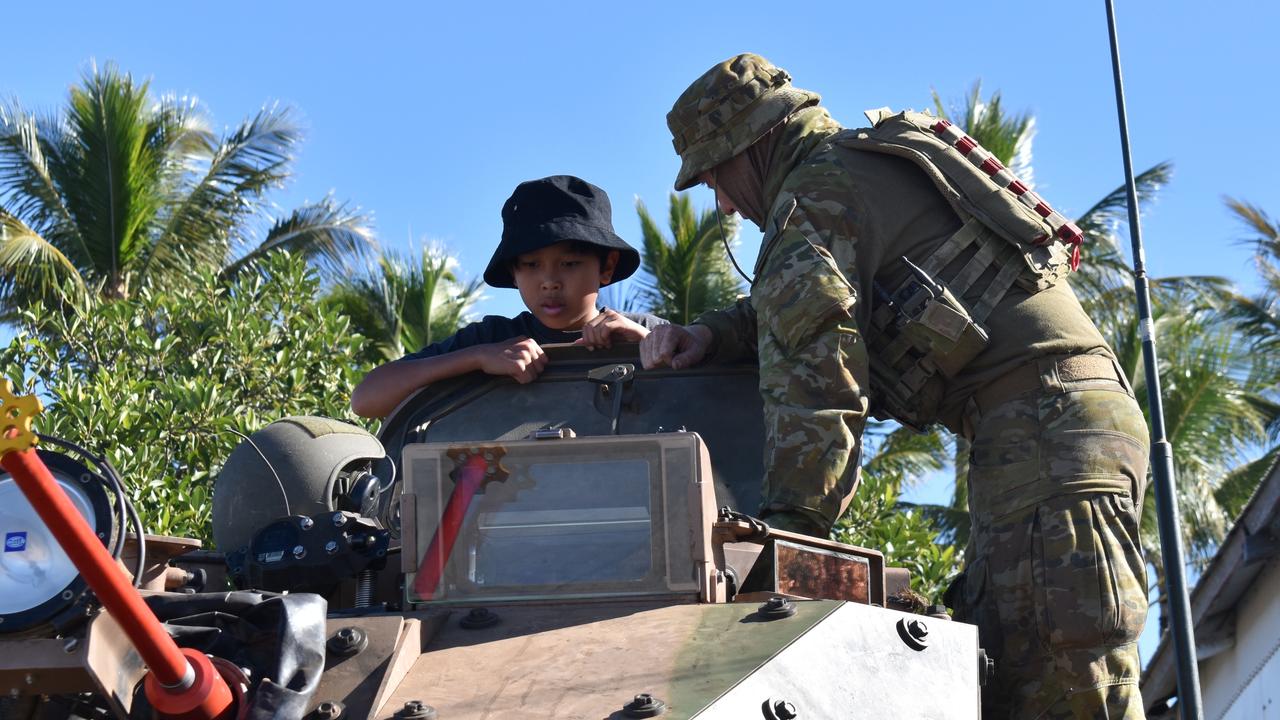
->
xmin=640 ymin=54 xmax=1150 ymax=718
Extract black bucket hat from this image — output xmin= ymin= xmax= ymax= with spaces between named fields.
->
xmin=483 ymin=175 xmax=641 ymax=289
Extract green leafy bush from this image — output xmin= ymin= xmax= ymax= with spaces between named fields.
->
xmin=2 ymin=253 xmax=372 ymax=543
xmin=833 ymin=423 xmax=960 ymax=604
xmin=834 ymin=469 xmax=959 ymax=605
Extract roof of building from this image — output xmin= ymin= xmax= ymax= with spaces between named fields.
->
xmin=1142 ymin=452 xmax=1280 ymax=716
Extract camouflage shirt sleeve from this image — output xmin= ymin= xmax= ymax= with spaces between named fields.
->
xmin=749 ymin=193 xmax=870 ymax=530
xmin=692 ymin=297 xmax=758 ymax=364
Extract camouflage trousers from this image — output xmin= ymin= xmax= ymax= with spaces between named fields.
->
xmin=948 ymin=359 xmax=1150 ymax=719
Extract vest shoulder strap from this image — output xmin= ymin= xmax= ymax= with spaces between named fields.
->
xmin=839 ymin=109 xmax=1081 ymax=289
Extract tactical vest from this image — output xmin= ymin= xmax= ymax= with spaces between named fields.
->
xmin=839 ymin=109 xmax=1083 ymax=430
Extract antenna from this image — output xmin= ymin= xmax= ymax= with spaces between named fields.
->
xmin=1104 ymin=2 xmax=1204 ymax=716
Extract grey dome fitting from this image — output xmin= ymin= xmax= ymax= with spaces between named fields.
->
xmin=212 ymin=416 xmax=386 ymax=553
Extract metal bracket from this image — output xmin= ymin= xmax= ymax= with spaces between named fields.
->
xmin=587 ymin=363 xmax=635 ymax=435
xmin=444 ymin=446 xmax=510 ymax=492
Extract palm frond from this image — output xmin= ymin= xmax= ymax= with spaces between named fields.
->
xmin=222 ymin=196 xmax=374 ymax=281
xmin=55 ymin=64 xmax=175 ymax=295
xmin=932 ymin=82 xmax=1035 ymax=183
xmin=634 ymin=192 xmax=743 ymax=324
xmin=1214 ymin=447 xmax=1280 ymax=519
xmin=863 ymin=423 xmax=950 ymax=483
xmin=324 ymin=243 xmax=481 ymax=362
xmin=0 ymin=101 xmax=91 ymax=266
xmin=399 ymin=246 xmax=484 ymax=352
xmin=0 ymin=208 xmax=85 ymax=311
xmin=1070 ymin=163 xmax=1174 ymax=300
xmin=150 ymin=104 xmax=298 ymax=280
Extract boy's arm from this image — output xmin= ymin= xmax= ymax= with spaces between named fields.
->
xmin=351 ymin=338 xmax=547 ymax=417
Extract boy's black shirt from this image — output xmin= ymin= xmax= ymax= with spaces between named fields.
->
xmin=399 ymin=310 xmax=668 ymax=362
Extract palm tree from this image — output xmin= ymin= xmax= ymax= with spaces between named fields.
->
xmin=1226 ymin=199 xmax=1280 ymax=362
xmin=325 ymin=244 xmax=484 ymax=363
xmin=0 ymin=63 xmax=372 ymax=312
xmin=634 ymin=193 xmax=745 ymax=324
xmin=1218 ymin=198 xmax=1280 ymax=514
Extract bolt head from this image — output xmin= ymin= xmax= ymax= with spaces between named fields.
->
xmin=332 ymin=512 xmax=346 ymax=527
xmin=325 ymin=540 xmax=339 ymax=554
xmin=300 ymin=517 xmax=314 ymax=530
xmin=292 ymin=545 xmax=306 ymax=559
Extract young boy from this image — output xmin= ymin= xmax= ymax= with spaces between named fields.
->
xmin=351 ymin=175 xmax=665 ymax=417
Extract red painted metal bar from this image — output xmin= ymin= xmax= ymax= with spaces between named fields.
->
xmin=0 ymin=448 xmax=233 ymax=718
xmin=412 ymin=453 xmax=490 ymax=599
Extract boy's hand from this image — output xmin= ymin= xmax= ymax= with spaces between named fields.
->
xmin=472 ymin=337 xmax=547 ymax=383
xmin=576 ymin=309 xmax=650 ymax=350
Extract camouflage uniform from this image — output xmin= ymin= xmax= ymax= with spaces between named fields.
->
xmin=667 ymin=54 xmax=1149 ymax=718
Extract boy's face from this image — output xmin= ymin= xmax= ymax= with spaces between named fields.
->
xmin=511 ymin=241 xmax=619 ymax=331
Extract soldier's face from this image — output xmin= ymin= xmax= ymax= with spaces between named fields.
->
xmin=511 ymin=242 xmax=619 ymax=331
xmin=700 ymin=171 xmax=739 ymax=217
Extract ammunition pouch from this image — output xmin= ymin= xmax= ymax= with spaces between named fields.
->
xmin=866 ymin=243 xmax=992 ymax=430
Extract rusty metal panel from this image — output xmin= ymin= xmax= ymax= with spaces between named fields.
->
xmin=774 ymin=540 xmax=870 ymax=604
xmin=740 ymin=539 xmax=881 ymax=605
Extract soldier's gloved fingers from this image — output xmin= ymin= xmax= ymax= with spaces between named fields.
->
xmin=670 ymin=341 xmax=705 ymax=370
xmin=657 ymin=326 xmax=686 ymax=367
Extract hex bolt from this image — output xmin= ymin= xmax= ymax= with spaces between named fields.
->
xmin=397 ymin=700 xmax=438 ymax=720
xmin=299 ymin=516 xmax=314 ymax=530
xmin=622 ymin=692 xmax=666 ymax=717
xmin=772 ymin=699 xmax=798 ymax=719
xmin=326 ymin=626 xmax=368 ymax=658
xmin=325 ymin=540 xmax=339 ymax=554
xmin=459 ymin=607 xmax=501 ymax=629
xmin=309 ymin=700 xmax=344 ymax=720
xmin=292 ymin=545 xmax=306 ymax=560
xmin=896 ymin=617 xmax=930 ymax=651
xmin=757 ymin=596 xmax=797 ymax=620
xmin=332 ymin=512 xmax=346 ymax=527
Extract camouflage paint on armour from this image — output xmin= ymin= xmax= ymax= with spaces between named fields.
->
xmin=670 ymin=53 xmax=1151 ymax=718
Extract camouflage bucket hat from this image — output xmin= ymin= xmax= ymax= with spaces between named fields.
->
xmin=667 ymin=53 xmax=821 ymax=191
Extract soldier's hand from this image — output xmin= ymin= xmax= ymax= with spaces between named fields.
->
xmin=640 ymin=324 xmax=712 ymax=370
xmin=472 ymin=337 xmax=548 ymax=384
xmin=576 ymin=309 xmax=649 ymax=350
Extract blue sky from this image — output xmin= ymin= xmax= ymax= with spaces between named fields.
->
xmin=4 ymin=1 xmax=1277 ymax=320
xmin=4 ymin=0 xmax=1277 ymax=664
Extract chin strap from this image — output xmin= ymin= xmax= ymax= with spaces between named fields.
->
xmin=710 ymin=171 xmax=755 ymax=286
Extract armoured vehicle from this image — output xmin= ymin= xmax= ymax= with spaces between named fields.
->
xmin=0 ymin=344 xmax=986 ymax=719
